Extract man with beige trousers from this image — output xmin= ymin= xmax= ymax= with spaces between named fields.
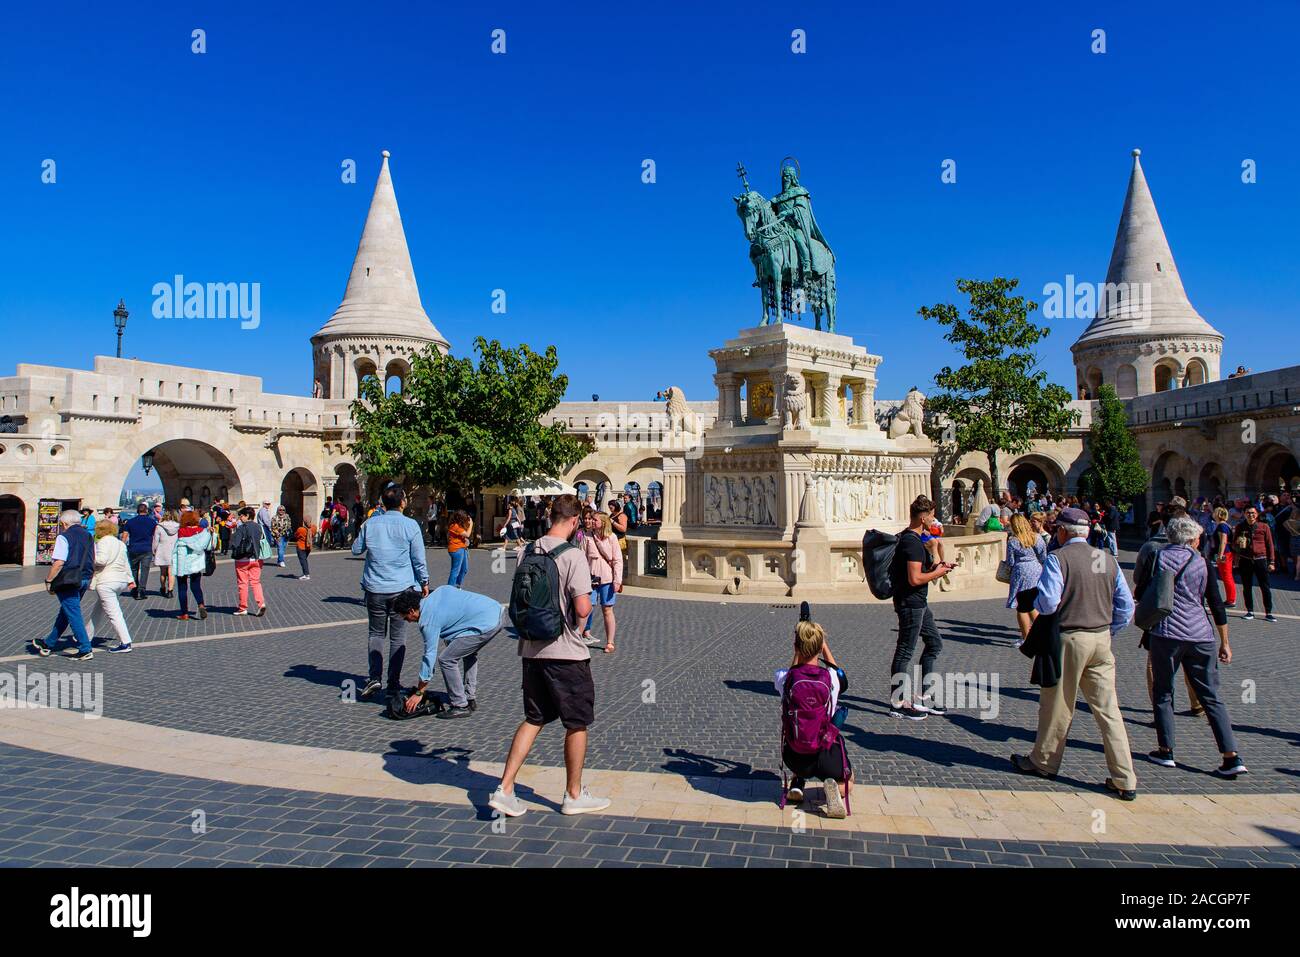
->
xmin=1012 ymin=506 xmax=1138 ymax=800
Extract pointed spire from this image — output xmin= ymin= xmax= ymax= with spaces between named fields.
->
xmin=1074 ymin=149 xmax=1222 ymax=347
xmin=313 ymin=151 xmax=448 ymax=346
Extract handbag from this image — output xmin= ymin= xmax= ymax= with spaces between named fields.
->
xmin=203 ymin=540 xmax=217 ymax=577
xmin=256 ymin=531 xmax=273 ymax=561
xmin=1134 ymin=547 xmax=1194 ymax=631
xmin=996 ymin=542 xmax=1014 ymax=584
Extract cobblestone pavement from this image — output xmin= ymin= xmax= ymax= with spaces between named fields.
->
xmin=2 ymin=744 xmax=1295 ymax=868
xmin=2 ymin=547 xmax=1296 ymax=797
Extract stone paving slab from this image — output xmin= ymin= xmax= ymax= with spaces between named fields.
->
xmin=1 ymin=744 xmax=1293 ymax=869
xmin=5 ymin=707 xmax=1295 ymax=848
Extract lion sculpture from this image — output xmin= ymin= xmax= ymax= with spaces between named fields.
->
xmin=782 ymin=373 xmax=807 ymax=430
xmin=888 ymin=386 xmax=926 ymax=439
xmin=658 ymin=386 xmax=700 ymax=435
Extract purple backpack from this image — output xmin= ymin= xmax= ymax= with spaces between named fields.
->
xmin=781 ymin=664 xmax=838 ymax=754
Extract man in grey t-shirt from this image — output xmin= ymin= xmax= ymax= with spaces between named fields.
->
xmin=490 ymin=494 xmax=610 ymax=818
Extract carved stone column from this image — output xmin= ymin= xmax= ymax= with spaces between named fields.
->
xmin=658 ymin=453 xmax=686 ymax=541
xmin=819 ymin=374 xmax=840 ymax=426
xmin=713 ymin=372 xmax=742 ymax=427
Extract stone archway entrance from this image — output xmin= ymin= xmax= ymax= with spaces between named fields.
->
xmin=1247 ymin=443 xmax=1299 ymax=497
xmin=135 ymin=439 xmax=245 ymax=509
xmin=334 ymin=463 xmax=361 ymax=512
xmin=0 ymin=495 xmax=24 ymax=565
xmin=280 ymin=468 xmax=319 ymax=529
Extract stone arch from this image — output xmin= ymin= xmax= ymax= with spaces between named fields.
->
xmin=355 ymin=357 xmax=378 ymax=398
xmin=1197 ymin=461 xmax=1226 ymax=501
xmin=384 ymin=358 xmax=409 ymax=395
xmin=0 ymin=494 xmax=24 ymax=565
xmin=1084 ymin=366 xmax=1103 ymax=398
xmin=1246 ymin=442 xmax=1299 ymax=497
xmin=1005 ymin=454 xmax=1066 ymax=499
xmin=1151 ymin=449 xmax=1192 ymax=503
xmin=279 ymin=467 xmax=320 ymax=529
xmin=952 ymin=466 xmax=991 ymax=519
xmin=100 ymin=425 xmax=256 ymax=513
xmin=625 ymin=456 xmax=663 ymax=489
xmin=1116 ymin=363 xmax=1137 ymax=399
xmin=1153 ymin=359 xmax=1180 ymax=393
xmin=1182 ymin=357 xmax=1208 ymax=388
xmin=333 ymin=462 xmax=361 ymax=511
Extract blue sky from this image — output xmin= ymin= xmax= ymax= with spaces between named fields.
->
xmin=4 ymin=0 xmax=1298 ymax=448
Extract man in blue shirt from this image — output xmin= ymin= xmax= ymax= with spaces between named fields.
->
xmin=1013 ymin=506 xmax=1138 ymax=800
xmin=394 ymin=586 xmax=505 ymax=719
xmin=352 ymin=483 xmax=429 ymax=699
xmin=121 ymin=503 xmax=158 ymax=600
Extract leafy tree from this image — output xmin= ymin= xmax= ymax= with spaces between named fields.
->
xmin=1081 ymin=384 xmax=1147 ymax=505
xmin=348 ymin=337 xmax=589 ymax=503
xmin=919 ymin=277 xmax=1079 ymax=494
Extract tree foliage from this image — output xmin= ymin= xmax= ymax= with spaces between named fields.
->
xmin=348 ymin=337 xmax=589 ymax=497
xmin=919 ymin=277 xmax=1079 ymax=493
xmin=1081 ymin=384 xmax=1147 ymax=504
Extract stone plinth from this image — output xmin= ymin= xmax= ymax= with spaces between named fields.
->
xmin=637 ymin=323 xmax=944 ymax=598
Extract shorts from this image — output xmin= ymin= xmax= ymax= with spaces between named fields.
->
xmin=592 ymin=581 xmax=618 ymax=606
xmin=783 ymin=738 xmax=852 ymax=783
xmin=1015 ymin=587 xmax=1039 ymax=613
xmin=521 ymin=659 xmax=595 ymax=730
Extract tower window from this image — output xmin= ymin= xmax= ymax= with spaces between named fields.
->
xmin=366 ymin=267 xmax=370 ymax=276
xmin=1156 ymin=262 xmax=1162 ymax=272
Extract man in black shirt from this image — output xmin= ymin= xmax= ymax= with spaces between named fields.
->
xmin=888 ymin=496 xmax=956 ymax=721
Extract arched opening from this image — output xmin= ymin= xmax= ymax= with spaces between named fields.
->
xmin=954 ymin=467 xmax=991 ymax=519
xmin=1085 ymin=367 xmax=1103 ymax=399
xmin=279 ymin=467 xmax=319 ymax=529
xmin=123 ymin=439 xmax=244 ymax=510
xmin=1151 ymin=450 xmax=1191 ymax=505
xmin=333 ymin=463 xmax=360 ymax=515
xmin=1197 ymin=462 xmax=1226 ymax=501
xmin=1182 ymin=358 xmax=1207 ymax=388
xmin=1153 ymin=361 xmax=1178 ymax=393
xmin=0 ymin=494 xmax=24 ymax=564
xmin=573 ymin=469 xmax=613 ymax=509
xmin=623 ymin=481 xmax=643 ymax=521
xmin=646 ymin=480 xmax=664 ymax=523
xmin=1116 ymin=363 xmax=1137 ymax=399
xmin=384 ymin=359 xmax=408 ymax=396
xmin=1246 ymin=443 xmax=1300 ymax=498
xmin=1006 ymin=455 xmax=1064 ymax=501
xmin=355 ymin=358 xmax=378 ymax=398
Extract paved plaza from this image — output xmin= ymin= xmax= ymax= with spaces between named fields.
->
xmin=0 ymin=545 xmax=1297 ymax=868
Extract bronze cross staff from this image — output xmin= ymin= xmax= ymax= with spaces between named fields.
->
xmin=735 ymin=161 xmax=751 ymax=192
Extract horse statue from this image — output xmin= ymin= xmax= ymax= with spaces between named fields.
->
xmin=733 ymin=161 xmax=837 ymax=332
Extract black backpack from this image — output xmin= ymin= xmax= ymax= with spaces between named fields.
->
xmin=385 ymin=690 xmax=445 ymax=720
xmin=509 ymin=542 xmax=576 ymax=642
xmin=861 ymin=529 xmax=897 ymax=600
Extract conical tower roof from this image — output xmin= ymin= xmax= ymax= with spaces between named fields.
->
xmin=1073 ymin=150 xmax=1222 ymax=350
xmin=313 ymin=151 xmax=448 ymax=346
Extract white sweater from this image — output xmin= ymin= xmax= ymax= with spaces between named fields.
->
xmin=91 ymin=535 xmax=135 ymax=589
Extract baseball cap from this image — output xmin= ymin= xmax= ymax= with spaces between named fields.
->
xmin=1058 ymin=506 xmax=1090 ymax=525
xmin=1170 ymin=495 xmax=1188 ymax=509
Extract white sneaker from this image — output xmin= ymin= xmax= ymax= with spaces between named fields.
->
xmin=232 ymin=610 xmax=249 ymax=616
xmin=560 ymin=786 xmax=611 ymax=815
xmin=278 ymin=562 xmax=286 ymax=567
xmin=822 ymin=778 xmax=847 ymax=819
xmin=299 ymin=575 xmax=310 ymax=581
xmin=488 ymin=787 xmax=527 ymax=818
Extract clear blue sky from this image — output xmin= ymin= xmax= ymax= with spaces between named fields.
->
xmin=4 ymin=1 xmax=1298 ymax=432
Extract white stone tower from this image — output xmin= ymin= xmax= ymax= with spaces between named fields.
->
xmin=311 ymin=151 xmax=449 ymax=400
xmin=1071 ymin=149 xmax=1223 ymax=398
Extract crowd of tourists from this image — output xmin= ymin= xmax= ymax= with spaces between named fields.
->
xmin=29 ymin=476 xmax=1282 ymax=823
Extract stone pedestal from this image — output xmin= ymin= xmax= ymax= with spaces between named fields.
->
xmin=629 ymin=323 xmax=938 ymax=597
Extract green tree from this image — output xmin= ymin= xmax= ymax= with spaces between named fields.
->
xmin=1081 ymin=384 xmax=1147 ymax=504
xmin=348 ymin=337 xmax=589 ymax=502
xmin=919 ymin=277 xmax=1079 ymax=494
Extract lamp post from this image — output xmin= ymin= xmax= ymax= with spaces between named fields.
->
xmin=113 ymin=299 xmax=129 ymax=358
xmin=141 ymin=449 xmax=155 ymax=477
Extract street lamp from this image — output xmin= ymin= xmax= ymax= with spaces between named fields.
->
xmin=113 ymin=299 xmax=129 ymax=358
xmin=141 ymin=449 xmax=155 ymax=477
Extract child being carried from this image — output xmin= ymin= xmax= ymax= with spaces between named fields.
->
xmin=776 ymin=610 xmax=853 ymax=819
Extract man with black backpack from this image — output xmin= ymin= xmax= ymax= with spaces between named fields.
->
xmin=887 ymin=496 xmax=956 ymax=720
xmin=489 ymin=494 xmax=610 ymax=817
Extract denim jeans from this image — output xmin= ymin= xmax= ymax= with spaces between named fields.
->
xmin=890 ymin=604 xmax=943 ymax=705
xmin=297 ymin=549 xmax=310 ymax=576
xmin=448 ymin=549 xmax=469 ymax=587
xmin=43 ymin=578 xmax=93 ymax=653
xmin=276 ymin=536 xmax=286 ymax=564
xmin=177 ymin=573 xmax=204 ymax=614
xmin=365 ymin=589 xmax=407 ymax=689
